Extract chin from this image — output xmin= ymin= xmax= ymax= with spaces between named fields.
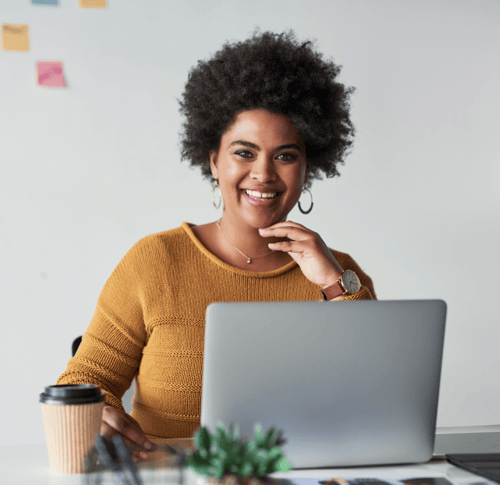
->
xmin=244 ymin=213 xmax=287 ymax=229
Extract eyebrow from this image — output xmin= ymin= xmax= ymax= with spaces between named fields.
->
xmin=229 ymin=141 xmax=301 ymax=151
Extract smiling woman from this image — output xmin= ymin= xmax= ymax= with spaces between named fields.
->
xmin=195 ymin=109 xmax=309 ymax=272
xmin=56 ymin=30 xmax=376 ymax=455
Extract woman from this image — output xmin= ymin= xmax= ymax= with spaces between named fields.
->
xmin=57 ymin=30 xmax=376 ymax=461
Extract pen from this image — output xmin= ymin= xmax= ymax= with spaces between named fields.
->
xmin=113 ymin=435 xmax=143 ymax=485
xmin=94 ymin=435 xmax=133 ymax=485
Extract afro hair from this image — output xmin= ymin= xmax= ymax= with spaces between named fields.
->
xmin=179 ymin=30 xmax=356 ymax=188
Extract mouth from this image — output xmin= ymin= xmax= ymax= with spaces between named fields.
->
xmin=243 ymin=189 xmax=281 ymax=202
xmin=243 ymin=189 xmax=282 ymax=206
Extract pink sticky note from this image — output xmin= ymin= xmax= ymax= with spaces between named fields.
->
xmin=36 ymin=61 xmax=66 ymax=87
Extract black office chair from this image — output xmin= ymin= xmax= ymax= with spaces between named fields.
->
xmin=71 ymin=336 xmax=82 ymax=358
xmin=71 ymin=336 xmax=135 ymax=414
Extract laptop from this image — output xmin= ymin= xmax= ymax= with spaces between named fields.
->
xmin=201 ymin=300 xmax=447 ymax=468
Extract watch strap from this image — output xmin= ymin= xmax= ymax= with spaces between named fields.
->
xmin=319 ymin=280 xmax=344 ymax=301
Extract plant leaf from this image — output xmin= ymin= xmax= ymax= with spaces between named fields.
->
xmin=219 ymin=431 xmax=230 ymax=451
xmin=256 ymin=455 xmax=272 ymax=476
xmin=246 ymin=439 xmax=257 ymax=453
xmin=264 ymin=427 xmax=276 ymax=448
xmin=210 ymin=456 xmax=228 ymax=479
xmin=194 ymin=427 xmax=211 ymax=454
xmin=230 ymin=423 xmax=240 ymax=441
xmin=276 ymin=457 xmax=293 ymax=472
xmin=214 ymin=463 xmax=225 ymax=479
xmin=239 ymin=460 xmax=254 ymax=477
xmin=225 ymin=442 xmax=243 ymax=466
xmin=253 ymin=424 xmax=265 ymax=447
xmin=185 ymin=451 xmax=210 ymax=468
xmin=185 ymin=452 xmax=213 ymax=477
xmin=268 ymin=445 xmax=284 ymax=459
xmin=213 ymin=423 xmax=226 ymax=449
xmin=273 ymin=429 xmax=285 ymax=446
xmin=266 ymin=454 xmax=285 ymax=474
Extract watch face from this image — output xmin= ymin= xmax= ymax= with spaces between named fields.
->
xmin=342 ymin=270 xmax=361 ymax=293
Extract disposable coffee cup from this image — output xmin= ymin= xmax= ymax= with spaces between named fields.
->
xmin=40 ymin=384 xmax=105 ymax=474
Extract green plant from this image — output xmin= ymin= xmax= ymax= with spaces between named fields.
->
xmin=185 ymin=423 xmax=293 ymax=479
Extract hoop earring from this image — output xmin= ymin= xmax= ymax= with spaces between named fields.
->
xmin=298 ymin=188 xmax=313 ymax=214
xmin=212 ymin=181 xmax=222 ymax=209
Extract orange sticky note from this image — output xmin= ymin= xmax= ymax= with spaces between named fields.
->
xmin=79 ymin=0 xmax=107 ymax=7
xmin=2 ymin=24 xmax=30 ymax=52
xmin=37 ymin=61 xmax=66 ymax=88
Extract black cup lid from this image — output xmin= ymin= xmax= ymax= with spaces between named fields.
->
xmin=39 ymin=384 xmax=105 ymax=405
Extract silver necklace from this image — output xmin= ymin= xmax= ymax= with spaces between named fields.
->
xmin=216 ymin=219 xmax=275 ymax=264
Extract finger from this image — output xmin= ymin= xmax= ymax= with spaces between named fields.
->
xmin=102 ymin=408 xmax=156 ymax=452
xmin=268 ymin=240 xmax=309 ymax=253
xmin=263 ymin=221 xmax=309 ymax=231
xmin=102 ymin=407 xmax=143 ymax=447
xmin=260 ymin=226 xmax=312 ymax=241
xmin=102 ymin=431 xmax=147 ymax=461
xmin=101 ymin=421 xmax=147 ymax=456
xmin=123 ymin=415 xmax=158 ymax=451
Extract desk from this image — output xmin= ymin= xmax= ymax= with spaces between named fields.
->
xmin=3 ymin=428 xmax=499 ymax=485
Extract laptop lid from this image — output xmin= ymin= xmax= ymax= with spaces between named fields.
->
xmin=201 ymin=300 xmax=447 ymax=468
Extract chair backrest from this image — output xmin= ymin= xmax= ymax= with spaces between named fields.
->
xmin=71 ymin=336 xmax=135 ymax=414
xmin=71 ymin=336 xmax=82 ymax=359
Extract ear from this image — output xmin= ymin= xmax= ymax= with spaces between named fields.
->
xmin=209 ymin=150 xmax=219 ymax=180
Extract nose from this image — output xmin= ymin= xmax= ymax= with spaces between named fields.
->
xmin=250 ymin=155 xmax=277 ymax=183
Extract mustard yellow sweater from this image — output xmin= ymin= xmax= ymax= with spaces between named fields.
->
xmin=57 ymin=222 xmax=376 ymax=439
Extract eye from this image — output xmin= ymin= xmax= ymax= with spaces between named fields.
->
xmin=234 ymin=150 xmax=254 ymax=159
xmin=276 ymin=152 xmax=298 ymax=162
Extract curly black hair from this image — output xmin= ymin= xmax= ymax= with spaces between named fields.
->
xmin=178 ymin=30 xmax=356 ymax=188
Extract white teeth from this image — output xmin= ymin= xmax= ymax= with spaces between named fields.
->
xmin=245 ymin=190 xmax=279 ymax=199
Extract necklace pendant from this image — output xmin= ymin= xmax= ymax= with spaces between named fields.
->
xmin=247 ymin=258 xmax=252 ymax=264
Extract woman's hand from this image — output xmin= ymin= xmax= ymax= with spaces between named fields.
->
xmin=259 ymin=221 xmax=343 ymax=288
xmin=100 ymin=405 xmax=158 ymax=461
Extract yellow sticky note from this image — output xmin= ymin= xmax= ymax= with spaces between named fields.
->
xmin=2 ymin=24 xmax=30 ymax=52
xmin=79 ymin=0 xmax=107 ymax=7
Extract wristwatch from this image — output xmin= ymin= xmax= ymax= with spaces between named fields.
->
xmin=319 ymin=269 xmax=361 ymax=301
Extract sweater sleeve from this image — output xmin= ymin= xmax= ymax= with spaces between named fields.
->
xmin=330 ymin=250 xmax=377 ymax=301
xmin=56 ymin=239 xmax=150 ymax=412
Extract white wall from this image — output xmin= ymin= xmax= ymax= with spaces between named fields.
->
xmin=1 ymin=0 xmax=499 ymax=446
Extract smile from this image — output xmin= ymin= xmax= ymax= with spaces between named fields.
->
xmin=244 ymin=189 xmax=279 ymax=200
xmin=243 ymin=189 xmax=281 ymax=206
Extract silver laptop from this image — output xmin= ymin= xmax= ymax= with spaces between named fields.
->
xmin=201 ymin=300 xmax=447 ymax=468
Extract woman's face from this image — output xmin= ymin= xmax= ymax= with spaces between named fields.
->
xmin=210 ymin=109 xmax=308 ymax=230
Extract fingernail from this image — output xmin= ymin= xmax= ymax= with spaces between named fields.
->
xmin=144 ymin=442 xmax=154 ymax=450
xmin=140 ymin=451 xmax=148 ymax=459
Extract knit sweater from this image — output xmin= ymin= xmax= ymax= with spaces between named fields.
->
xmin=57 ymin=222 xmax=376 ymax=439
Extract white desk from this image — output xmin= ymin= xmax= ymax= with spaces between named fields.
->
xmin=434 ymin=425 xmax=500 ymax=457
xmin=3 ymin=428 xmax=499 ymax=485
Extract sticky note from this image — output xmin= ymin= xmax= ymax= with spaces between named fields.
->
xmin=32 ymin=0 xmax=58 ymax=5
xmin=2 ymin=24 xmax=30 ymax=52
xmin=37 ymin=61 xmax=66 ymax=88
xmin=79 ymin=0 xmax=107 ymax=7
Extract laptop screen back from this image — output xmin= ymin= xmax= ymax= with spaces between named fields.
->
xmin=201 ymin=300 xmax=446 ymax=468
